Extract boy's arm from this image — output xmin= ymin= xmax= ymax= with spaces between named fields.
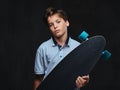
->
xmin=33 ymin=74 xmax=44 ymax=90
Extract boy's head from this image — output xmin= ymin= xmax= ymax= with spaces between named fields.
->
xmin=43 ymin=7 xmax=68 ymax=27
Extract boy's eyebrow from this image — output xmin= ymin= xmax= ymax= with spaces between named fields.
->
xmin=56 ymin=19 xmax=61 ymax=21
xmin=48 ymin=18 xmax=61 ymax=23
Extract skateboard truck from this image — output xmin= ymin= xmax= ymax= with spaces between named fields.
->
xmin=78 ymin=30 xmax=111 ymax=60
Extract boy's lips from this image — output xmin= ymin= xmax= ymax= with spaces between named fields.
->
xmin=55 ymin=30 xmax=60 ymax=33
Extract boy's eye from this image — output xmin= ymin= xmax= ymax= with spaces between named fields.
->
xmin=49 ymin=24 xmax=53 ymax=27
xmin=56 ymin=20 xmax=61 ymax=23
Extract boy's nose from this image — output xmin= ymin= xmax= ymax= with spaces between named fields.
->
xmin=53 ymin=24 xmax=57 ymax=29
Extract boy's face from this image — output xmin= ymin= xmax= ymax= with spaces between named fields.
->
xmin=47 ymin=14 xmax=69 ymax=38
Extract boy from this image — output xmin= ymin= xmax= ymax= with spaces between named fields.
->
xmin=34 ymin=7 xmax=89 ymax=90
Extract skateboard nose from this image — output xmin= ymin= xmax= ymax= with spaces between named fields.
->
xmin=78 ymin=30 xmax=111 ymax=61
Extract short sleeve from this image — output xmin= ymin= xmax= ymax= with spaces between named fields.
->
xmin=34 ymin=47 xmax=45 ymax=75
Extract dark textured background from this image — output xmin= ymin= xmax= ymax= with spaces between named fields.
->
xmin=1 ymin=0 xmax=120 ymax=90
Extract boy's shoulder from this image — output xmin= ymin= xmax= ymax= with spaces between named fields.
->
xmin=37 ymin=38 xmax=52 ymax=49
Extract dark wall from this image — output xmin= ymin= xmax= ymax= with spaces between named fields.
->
xmin=1 ymin=0 xmax=120 ymax=90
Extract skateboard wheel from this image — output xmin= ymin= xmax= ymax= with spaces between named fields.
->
xmin=78 ymin=31 xmax=89 ymax=41
xmin=102 ymin=50 xmax=111 ymax=60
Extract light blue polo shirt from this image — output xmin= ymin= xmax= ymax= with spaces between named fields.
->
xmin=34 ymin=37 xmax=80 ymax=79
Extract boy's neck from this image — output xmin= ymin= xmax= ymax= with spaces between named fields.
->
xmin=54 ymin=34 xmax=68 ymax=47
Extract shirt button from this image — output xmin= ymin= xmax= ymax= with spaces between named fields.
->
xmin=60 ymin=55 xmax=62 ymax=58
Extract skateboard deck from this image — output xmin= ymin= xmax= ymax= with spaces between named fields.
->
xmin=37 ymin=33 xmax=108 ymax=90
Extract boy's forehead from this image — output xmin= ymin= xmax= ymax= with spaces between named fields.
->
xmin=48 ymin=14 xmax=62 ymax=22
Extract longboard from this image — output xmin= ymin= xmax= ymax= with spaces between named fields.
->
xmin=37 ymin=31 xmax=111 ymax=90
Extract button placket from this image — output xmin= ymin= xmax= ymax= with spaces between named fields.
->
xmin=59 ymin=48 xmax=63 ymax=59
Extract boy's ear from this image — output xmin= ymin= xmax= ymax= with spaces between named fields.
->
xmin=66 ymin=21 xmax=70 ymax=26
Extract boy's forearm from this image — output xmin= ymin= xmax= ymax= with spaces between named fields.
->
xmin=34 ymin=79 xmax=41 ymax=90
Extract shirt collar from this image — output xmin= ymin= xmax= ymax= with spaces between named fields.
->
xmin=51 ymin=36 xmax=70 ymax=47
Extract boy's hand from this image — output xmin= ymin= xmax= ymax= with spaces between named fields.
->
xmin=75 ymin=75 xmax=89 ymax=88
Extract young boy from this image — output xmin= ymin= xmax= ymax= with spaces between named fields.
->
xmin=34 ymin=7 xmax=89 ymax=90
